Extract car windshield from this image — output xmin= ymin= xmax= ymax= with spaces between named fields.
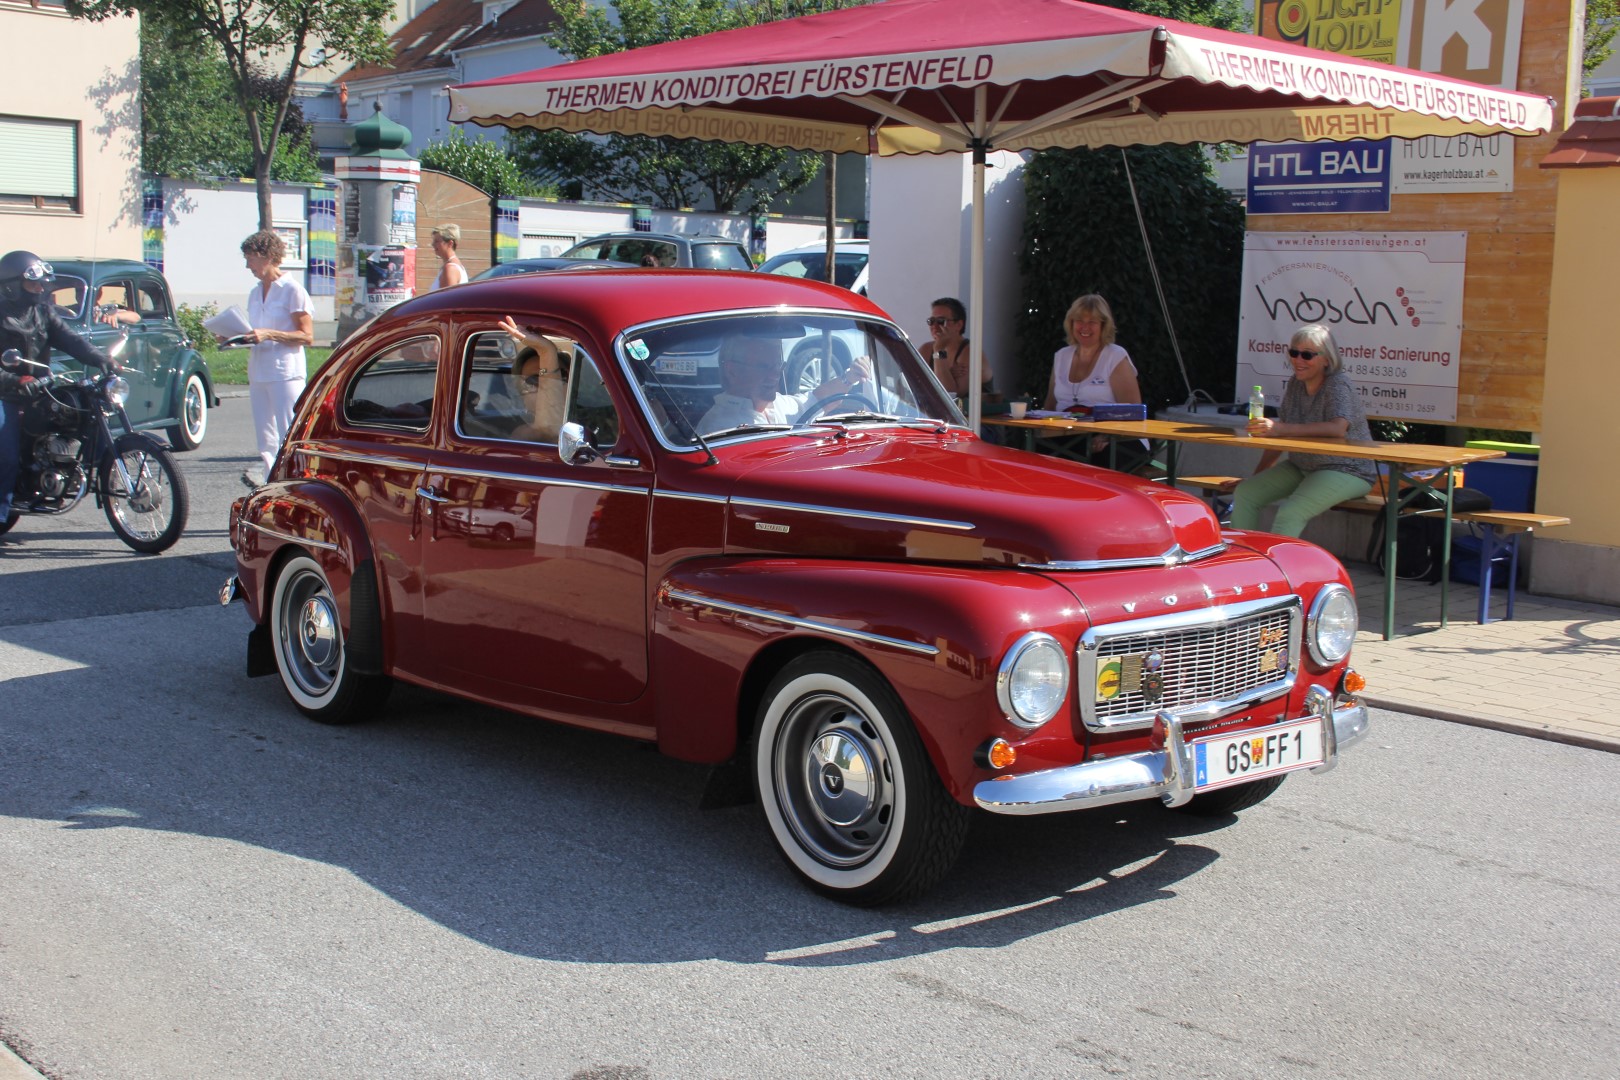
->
xmin=760 ymin=251 xmax=867 ymax=290
xmin=692 ymin=243 xmax=754 ymax=271
xmin=622 ymin=312 xmax=961 ymax=447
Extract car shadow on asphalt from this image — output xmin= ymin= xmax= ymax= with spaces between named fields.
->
xmin=2 ymin=610 xmax=1244 ymax=968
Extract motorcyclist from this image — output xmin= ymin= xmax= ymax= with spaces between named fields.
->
xmin=0 ymin=251 xmax=119 ymax=527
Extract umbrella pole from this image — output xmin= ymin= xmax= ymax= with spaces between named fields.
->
xmin=968 ymin=87 xmax=987 ymax=434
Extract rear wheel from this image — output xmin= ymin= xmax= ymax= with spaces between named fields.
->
xmin=754 ymin=651 xmax=969 ymax=905
xmin=1174 ymin=775 xmax=1286 ymax=816
xmin=100 ymin=434 xmax=188 ymax=553
xmin=269 ymin=554 xmax=391 ymax=724
xmin=167 ymin=372 xmax=208 ymax=450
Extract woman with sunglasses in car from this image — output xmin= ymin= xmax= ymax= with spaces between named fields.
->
xmin=1227 ymin=323 xmax=1376 ymax=538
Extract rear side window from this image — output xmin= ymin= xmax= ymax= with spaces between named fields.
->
xmin=343 ymin=335 xmax=441 ymax=432
xmin=134 ymin=278 xmax=171 ymax=319
xmin=693 ymin=243 xmax=753 ymax=271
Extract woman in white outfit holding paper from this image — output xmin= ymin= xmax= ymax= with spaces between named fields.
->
xmin=232 ymin=230 xmax=312 ymax=488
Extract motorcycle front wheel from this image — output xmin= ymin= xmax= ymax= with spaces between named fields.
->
xmin=99 ymin=433 xmax=189 ymax=553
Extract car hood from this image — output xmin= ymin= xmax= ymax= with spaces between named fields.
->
xmin=718 ymin=431 xmax=1223 ymax=567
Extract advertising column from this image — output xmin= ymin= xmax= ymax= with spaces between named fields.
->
xmin=333 ymin=106 xmax=420 ymax=343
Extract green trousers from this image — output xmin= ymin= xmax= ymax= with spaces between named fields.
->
xmin=1230 ymin=460 xmax=1373 ymax=538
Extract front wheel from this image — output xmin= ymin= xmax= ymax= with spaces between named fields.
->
xmin=100 ymin=434 xmax=188 ymax=553
xmin=269 ymin=554 xmax=391 ymax=724
xmin=754 ymin=651 xmax=969 ymax=905
xmin=167 ymin=372 xmax=208 ymax=450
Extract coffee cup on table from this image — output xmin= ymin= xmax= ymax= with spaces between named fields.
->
xmin=1009 ymin=401 xmax=1028 ymax=419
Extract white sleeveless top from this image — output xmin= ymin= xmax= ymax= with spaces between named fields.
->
xmin=1051 ymin=343 xmax=1135 ymax=410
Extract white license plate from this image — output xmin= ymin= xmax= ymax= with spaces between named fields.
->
xmin=1193 ymin=718 xmax=1326 ymax=791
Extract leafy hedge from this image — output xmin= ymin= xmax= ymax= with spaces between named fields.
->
xmin=1014 ymin=144 xmax=1247 ymax=412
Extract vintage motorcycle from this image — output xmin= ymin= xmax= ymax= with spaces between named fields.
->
xmin=1 ymin=332 xmax=189 ymax=553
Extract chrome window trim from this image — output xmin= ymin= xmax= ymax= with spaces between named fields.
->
xmin=664 ymin=588 xmax=939 ymax=657
xmin=1076 ymin=594 xmax=1302 ymax=732
xmin=1028 ymin=542 xmax=1228 ymax=572
xmin=731 ymin=496 xmax=975 ymax=532
xmin=242 ymin=519 xmax=341 ymax=554
xmin=341 ymin=333 xmax=441 ymax=433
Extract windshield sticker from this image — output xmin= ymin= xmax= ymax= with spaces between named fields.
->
xmin=626 ymin=339 xmax=650 ymax=362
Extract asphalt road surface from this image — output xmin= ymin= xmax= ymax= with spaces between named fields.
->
xmin=1 ymin=398 xmax=1617 ymax=1079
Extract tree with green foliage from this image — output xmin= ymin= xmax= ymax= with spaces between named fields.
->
xmin=139 ymin=10 xmax=319 ymax=184
xmin=68 ymin=0 xmax=392 ymax=228
xmin=420 ymin=129 xmax=553 ymax=198
xmin=1587 ymin=0 xmax=1618 ymax=90
xmin=510 ymin=0 xmax=867 ymax=212
xmin=1012 ymin=0 xmax=1249 ymax=409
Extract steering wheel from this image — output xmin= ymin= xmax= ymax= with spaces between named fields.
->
xmin=795 ymin=391 xmax=877 ymax=426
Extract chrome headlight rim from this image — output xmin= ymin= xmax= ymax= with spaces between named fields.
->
xmin=996 ymin=631 xmax=1070 ymax=730
xmin=104 ymin=374 xmax=130 ymax=406
xmin=1306 ymin=583 xmax=1357 ymax=667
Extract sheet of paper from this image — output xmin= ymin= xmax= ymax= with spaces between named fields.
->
xmin=202 ymin=305 xmax=253 ymax=340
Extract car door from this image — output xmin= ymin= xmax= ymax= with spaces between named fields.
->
xmin=419 ymin=324 xmax=651 ymax=705
xmin=130 ymin=274 xmax=185 ymax=428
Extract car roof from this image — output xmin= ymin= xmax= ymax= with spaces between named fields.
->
xmin=374 ymin=268 xmax=885 ymax=338
xmin=43 ymin=258 xmax=163 ymax=278
xmin=572 ymin=232 xmax=744 ymax=245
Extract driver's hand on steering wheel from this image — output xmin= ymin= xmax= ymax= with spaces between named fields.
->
xmin=825 ymin=355 xmax=872 ymax=396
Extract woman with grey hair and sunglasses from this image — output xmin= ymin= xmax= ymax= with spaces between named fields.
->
xmin=1227 ymin=323 xmax=1375 ymax=537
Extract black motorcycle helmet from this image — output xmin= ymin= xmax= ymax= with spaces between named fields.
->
xmin=0 ymin=250 xmax=55 ymax=305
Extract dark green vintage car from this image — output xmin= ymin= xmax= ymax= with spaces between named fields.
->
xmin=41 ymin=258 xmax=217 ymax=450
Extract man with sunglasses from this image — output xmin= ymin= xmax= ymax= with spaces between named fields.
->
xmin=1226 ymin=323 xmax=1375 ymax=537
xmin=1 ymin=251 xmax=119 ymax=532
xmin=925 ymin=297 xmax=994 ymax=405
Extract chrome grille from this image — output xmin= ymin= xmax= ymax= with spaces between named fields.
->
xmin=1077 ymin=596 xmax=1301 ymax=732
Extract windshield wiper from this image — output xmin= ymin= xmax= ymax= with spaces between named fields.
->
xmin=707 ymin=423 xmax=794 ymax=439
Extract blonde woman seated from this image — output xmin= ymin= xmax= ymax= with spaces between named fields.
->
xmin=498 ymin=316 xmax=567 ymax=442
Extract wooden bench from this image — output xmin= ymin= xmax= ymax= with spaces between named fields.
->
xmin=1176 ymin=476 xmax=1570 ymax=624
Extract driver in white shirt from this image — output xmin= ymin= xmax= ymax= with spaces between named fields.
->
xmin=698 ymin=335 xmax=870 ymax=435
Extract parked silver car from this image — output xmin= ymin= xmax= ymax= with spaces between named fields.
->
xmin=560 ymin=232 xmax=754 ymax=271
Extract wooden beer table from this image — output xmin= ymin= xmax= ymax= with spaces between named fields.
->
xmin=987 ymin=415 xmax=1506 ymax=640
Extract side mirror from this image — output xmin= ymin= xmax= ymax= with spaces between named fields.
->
xmin=0 ymin=348 xmax=20 ymax=371
xmin=558 ymin=421 xmax=599 ymax=465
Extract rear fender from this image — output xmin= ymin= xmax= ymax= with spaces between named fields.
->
xmin=233 ymin=480 xmax=382 ymax=670
xmin=651 ymin=558 xmax=1090 ymax=802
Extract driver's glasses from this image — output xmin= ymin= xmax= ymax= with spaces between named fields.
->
xmin=723 ymin=360 xmax=782 ymax=373
xmin=22 ymin=260 xmax=53 ymax=282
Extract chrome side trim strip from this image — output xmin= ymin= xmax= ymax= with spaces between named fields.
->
xmin=1028 ymin=541 xmax=1228 ymax=571
xmin=428 ymin=461 xmax=649 ymax=496
xmin=665 ymin=588 xmax=939 ymax=656
xmin=299 ymin=446 xmax=423 ymax=473
xmin=243 ymin=520 xmax=340 ymax=552
xmin=731 ymin=496 xmax=975 ymax=531
xmin=656 ymin=489 xmax=730 ymax=505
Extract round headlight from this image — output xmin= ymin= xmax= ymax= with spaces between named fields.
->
xmin=1307 ymin=584 xmax=1358 ymax=666
xmin=996 ymin=632 xmax=1069 ymax=729
xmin=104 ymin=375 xmax=130 ymax=406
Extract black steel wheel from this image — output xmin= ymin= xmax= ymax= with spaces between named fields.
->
xmin=754 ymin=651 xmax=969 ymax=905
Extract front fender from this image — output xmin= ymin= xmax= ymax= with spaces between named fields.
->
xmin=233 ymin=479 xmax=376 ymax=636
xmin=651 ymin=558 xmax=1092 ymax=802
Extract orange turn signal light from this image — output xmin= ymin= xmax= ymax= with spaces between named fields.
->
xmin=986 ymin=739 xmax=1017 ymax=770
xmin=1343 ymin=669 xmax=1366 ymax=695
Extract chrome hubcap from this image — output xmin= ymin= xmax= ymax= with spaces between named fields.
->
xmin=299 ymin=596 xmax=338 ymax=668
xmin=774 ymin=693 xmax=894 ymax=868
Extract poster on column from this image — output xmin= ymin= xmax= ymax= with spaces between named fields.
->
xmin=356 ymin=243 xmax=415 ymax=314
xmin=1236 ymin=232 xmax=1467 ymax=422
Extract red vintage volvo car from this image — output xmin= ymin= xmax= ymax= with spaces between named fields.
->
xmin=223 ymin=269 xmax=1368 ymax=904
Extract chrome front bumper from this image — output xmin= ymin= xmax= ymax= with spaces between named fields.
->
xmin=974 ymin=687 xmax=1369 ymax=816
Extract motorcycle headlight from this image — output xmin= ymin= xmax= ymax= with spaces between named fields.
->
xmin=1306 ymin=584 xmax=1358 ymax=666
xmin=104 ymin=375 xmax=130 ymax=406
xmin=996 ymin=632 xmax=1069 ymax=729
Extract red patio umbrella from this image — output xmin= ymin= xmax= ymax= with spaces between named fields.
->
xmin=449 ymin=0 xmax=1554 ymax=426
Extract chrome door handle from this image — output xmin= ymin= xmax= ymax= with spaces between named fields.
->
xmin=415 ymin=486 xmax=449 ymax=503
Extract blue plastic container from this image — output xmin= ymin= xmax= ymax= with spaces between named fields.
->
xmin=1462 ymin=458 xmax=1537 ymax=512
